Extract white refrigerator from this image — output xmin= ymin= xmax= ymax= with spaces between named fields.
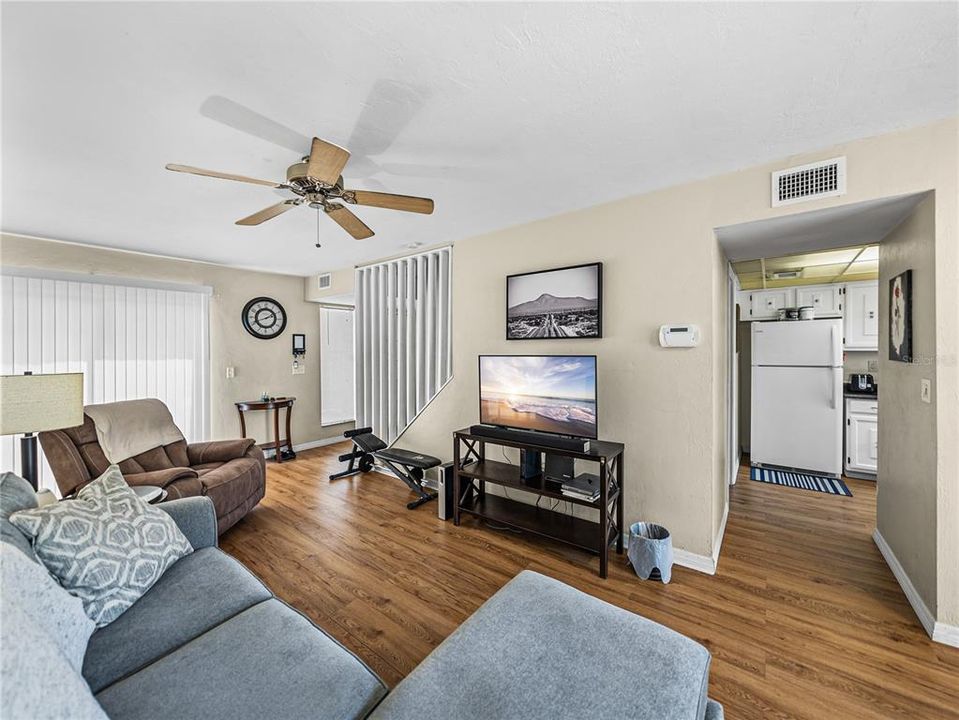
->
xmin=751 ymin=319 xmax=844 ymax=477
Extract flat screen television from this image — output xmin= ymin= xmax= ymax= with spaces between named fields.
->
xmin=478 ymin=355 xmax=597 ymax=439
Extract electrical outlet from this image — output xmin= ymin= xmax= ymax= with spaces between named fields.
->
xmin=225 ymin=366 xmax=235 ymax=379
xmin=292 ymin=360 xmax=305 ymax=376
xmin=867 ymin=359 xmax=879 ymax=372
xmin=920 ymin=378 xmax=931 ymax=404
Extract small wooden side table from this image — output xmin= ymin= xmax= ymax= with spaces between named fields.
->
xmin=235 ymin=397 xmax=296 ymax=463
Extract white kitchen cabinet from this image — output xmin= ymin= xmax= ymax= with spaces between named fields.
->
xmin=844 ymin=281 xmax=879 ymax=351
xmin=845 ymin=397 xmax=878 ymax=477
xmin=742 ymin=288 xmax=796 ymax=320
xmin=796 ymin=284 xmax=843 ymax=318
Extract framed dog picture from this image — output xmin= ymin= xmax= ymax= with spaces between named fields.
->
xmin=889 ymin=269 xmax=912 ymax=363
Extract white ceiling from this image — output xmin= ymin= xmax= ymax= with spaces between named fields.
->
xmin=2 ymin=2 xmax=956 ymax=276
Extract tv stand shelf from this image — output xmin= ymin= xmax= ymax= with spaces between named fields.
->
xmin=453 ymin=428 xmax=625 ymax=578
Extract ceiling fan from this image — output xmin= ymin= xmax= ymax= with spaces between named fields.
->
xmin=166 ymin=137 xmax=434 ymax=240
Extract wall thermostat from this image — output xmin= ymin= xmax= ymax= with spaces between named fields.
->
xmin=659 ymin=324 xmax=701 ymax=348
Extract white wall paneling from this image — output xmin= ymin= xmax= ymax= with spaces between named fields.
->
xmin=0 ymin=270 xmax=211 ymax=491
xmin=354 ymin=247 xmax=452 ymax=444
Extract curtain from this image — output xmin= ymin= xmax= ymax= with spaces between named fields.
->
xmin=1 ymin=270 xmax=211 ymax=491
xmin=354 ymin=247 xmax=452 ymax=444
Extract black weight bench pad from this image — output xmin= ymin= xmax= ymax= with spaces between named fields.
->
xmin=376 ymin=448 xmax=440 ymax=470
xmin=352 ymin=433 xmax=388 ymax=454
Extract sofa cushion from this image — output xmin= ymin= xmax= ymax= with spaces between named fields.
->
xmin=1 ymin=584 xmax=108 ymax=720
xmin=199 ymin=456 xmax=263 ymax=516
xmin=371 ymin=570 xmax=713 ymax=720
xmin=95 ymin=599 xmax=388 ymax=720
xmin=0 ymin=471 xmax=39 ymax=560
xmin=1 ymin=542 xmax=95 ymax=673
xmin=83 ymin=546 xmax=271 ymax=692
xmin=10 ymin=466 xmax=193 ymax=627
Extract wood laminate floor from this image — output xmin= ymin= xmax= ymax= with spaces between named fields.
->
xmin=220 ymin=444 xmax=959 ymax=719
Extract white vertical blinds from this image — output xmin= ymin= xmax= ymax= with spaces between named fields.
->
xmin=0 ymin=270 xmax=211 ymax=491
xmin=320 ymin=306 xmax=355 ymax=426
xmin=354 ymin=247 xmax=452 ymax=444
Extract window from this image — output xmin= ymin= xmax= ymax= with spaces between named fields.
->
xmin=0 ymin=270 xmax=211 ymax=490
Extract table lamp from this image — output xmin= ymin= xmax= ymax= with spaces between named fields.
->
xmin=0 ymin=372 xmax=84 ymax=491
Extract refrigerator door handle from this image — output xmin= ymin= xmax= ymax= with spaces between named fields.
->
xmin=831 ymin=370 xmax=839 ymax=410
xmin=831 ymin=323 xmax=839 ymax=365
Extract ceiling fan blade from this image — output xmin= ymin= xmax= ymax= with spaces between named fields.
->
xmin=325 ymin=204 xmax=374 ymax=240
xmin=166 ymin=163 xmax=281 ymax=188
xmin=346 ymin=190 xmax=434 ymax=215
xmin=236 ymin=200 xmax=298 ymax=226
xmin=306 ymin=138 xmax=350 ymax=186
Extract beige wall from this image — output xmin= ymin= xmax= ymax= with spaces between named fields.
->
xmin=0 ymin=234 xmax=353 ymax=447
xmin=877 ymin=197 xmax=938 ymax=614
xmin=303 ymin=267 xmax=354 ymax=304
xmin=399 ymin=117 xmax=958 ymax=572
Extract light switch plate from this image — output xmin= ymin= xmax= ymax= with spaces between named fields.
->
xmin=225 ymin=366 xmax=235 ymax=379
xmin=292 ymin=360 xmax=305 ymax=376
xmin=920 ymin=378 xmax=931 ymax=404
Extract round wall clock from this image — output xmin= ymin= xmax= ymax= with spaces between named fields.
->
xmin=242 ymin=297 xmax=287 ymax=339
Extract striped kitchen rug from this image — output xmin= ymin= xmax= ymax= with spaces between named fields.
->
xmin=750 ymin=467 xmax=852 ymax=497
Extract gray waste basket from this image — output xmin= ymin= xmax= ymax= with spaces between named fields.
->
xmin=627 ymin=522 xmax=673 ymax=584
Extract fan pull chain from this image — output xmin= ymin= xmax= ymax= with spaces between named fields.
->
xmin=315 ymin=207 xmax=321 ymax=248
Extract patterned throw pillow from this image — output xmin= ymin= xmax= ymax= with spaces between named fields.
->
xmin=10 ymin=466 xmax=193 ymax=627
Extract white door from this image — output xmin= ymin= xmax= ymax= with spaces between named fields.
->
xmin=320 ymin=307 xmax=355 ymax=426
xmin=751 ymin=365 xmax=843 ymax=476
xmin=796 ymin=284 xmax=842 ymax=318
xmin=844 ymin=281 xmax=879 ymax=351
xmin=752 ymin=319 xmax=842 ymax=367
xmin=748 ymin=288 xmax=796 ymax=320
xmin=847 ymin=412 xmax=878 ymax=474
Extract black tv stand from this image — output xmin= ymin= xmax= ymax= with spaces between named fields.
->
xmin=453 ymin=427 xmax=625 ymax=578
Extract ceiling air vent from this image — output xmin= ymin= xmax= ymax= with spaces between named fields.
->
xmin=771 ymin=156 xmax=846 ymax=207
xmin=317 ymin=273 xmax=332 ymax=290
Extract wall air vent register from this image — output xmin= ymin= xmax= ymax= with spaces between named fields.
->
xmin=771 ymin=156 xmax=846 ymax=207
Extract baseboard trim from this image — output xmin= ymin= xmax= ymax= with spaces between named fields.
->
xmin=933 ymin=622 xmax=959 ymax=648
xmin=673 ymin=548 xmax=716 ymax=575
xmin=871 ymin=528 xmax=957 ymax=646
xmin=712 ymin=500 xmax=729 ymax=571
xmin=264 ymin=436 xmax=344 ymax=458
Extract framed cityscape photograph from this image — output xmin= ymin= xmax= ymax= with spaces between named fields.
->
xmin=506 ymin=262 xmax=602 ymax=340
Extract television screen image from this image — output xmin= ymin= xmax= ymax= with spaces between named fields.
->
xmin=479 ymin=355 xmax=597 ymax=439
xmin=506 ymin=263 xmax=602 ymax=339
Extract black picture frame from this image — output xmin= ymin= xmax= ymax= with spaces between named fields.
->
xmin=888 ymin=269 xmax=913 ymax=363
xmin=506 ymin=262 xmax=603 ymax=340
xmin=292 ymin=333 xmax=306 ymax=355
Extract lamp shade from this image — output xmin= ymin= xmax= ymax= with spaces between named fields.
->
xmin=0 ymin=373 xmax=84 ymax=434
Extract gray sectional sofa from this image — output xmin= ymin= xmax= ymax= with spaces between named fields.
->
xmin=1 ymin=472 xmax=722 ymax=720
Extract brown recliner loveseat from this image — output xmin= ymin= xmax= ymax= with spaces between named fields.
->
xmin=39 ymin=413 xmax=266 ymax=534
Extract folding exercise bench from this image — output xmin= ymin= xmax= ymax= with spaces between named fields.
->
xmin=329 ymin=427 xmax=440 ymax=510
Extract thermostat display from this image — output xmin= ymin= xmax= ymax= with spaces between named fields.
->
xmin=659 ymin=324 xmax=701 ymax=348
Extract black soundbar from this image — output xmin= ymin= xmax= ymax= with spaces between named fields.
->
xmin=469 ymin=424 xmax=591 ymax=452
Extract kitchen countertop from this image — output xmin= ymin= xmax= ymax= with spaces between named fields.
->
xmin=844 ymin=383 xmax=878 ymax=400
